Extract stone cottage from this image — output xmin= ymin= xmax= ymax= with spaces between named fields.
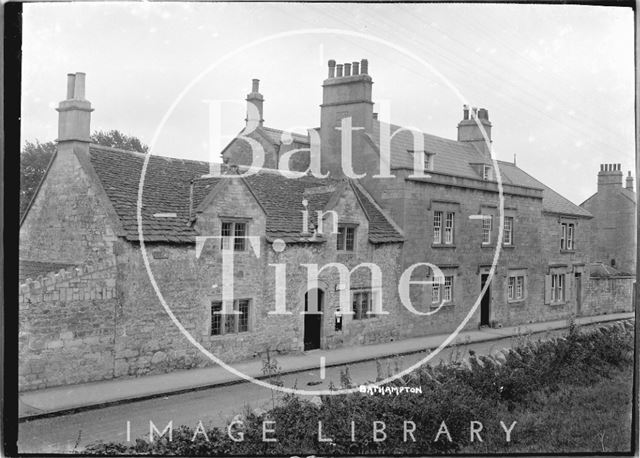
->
xmin=19 ymin=62 xmax=634 ymax=391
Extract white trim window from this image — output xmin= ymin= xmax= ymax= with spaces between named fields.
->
xmin=508 ymin=275 xmax=525 ymax=301
xmin=551 ymin=273 xmax=565 ymax=303
xmin=560 ymin=222 xmax=575 ymax=250
xmin=503 ymin=217 xmax=514 ymax=246
xmin=482 ymin=215 xmax=492 ymax=245
xmin=443 ymin=276 xmax=453 ymax=302
xmin=337 ymin=224 xmax=356 ymax=251
xmin=432 ymin=281 xmax=441 ymax=304
xmin=352 ymin=289 xmax=377 ymax=319
xmin=482 ymin=165 xmax=493 ymax=181
xmin=433 ymin=211 xmax=442 ymax=244
xmin=444 ymin=212 xmax=455 ymax=244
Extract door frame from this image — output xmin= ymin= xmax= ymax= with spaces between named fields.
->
xmin=480 ymin=273 xmax=491 ymax=327
xmin=303 ymin=288 xmax=324 ymax=351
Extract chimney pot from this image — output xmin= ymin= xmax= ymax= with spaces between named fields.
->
xmin=352 ymin=61 xmax=359 ymax=75
xmin=373 ymin=112 xmax=378 ymax=120
xmin=478 ymin=108 xmax=489 ymax=120
xmin=463 ymin=105 xmax=469 ymax=120
xmin=344 ymin=63 xmax=351 ymax=77
xmin=66 ymin=74 xmax=76 ymax=99
xmin=336 ymin=64 xmax=343 ymax=77
xmin=74 ymin=72 xmax=86 ymax=100
xmin=328 ymin=60 xmax=336 ymax=78
xmin=360 ymin=59 xmax=369 ymax=74
xmin=252 ymin=79 xmax=260 ymax=93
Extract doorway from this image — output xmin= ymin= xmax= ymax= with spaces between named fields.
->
xmin=303 ymin=288 xmax=324 ymax=351
xmin=575 ymin=272 xmax=582 ymax=315
xmin=480 ymin=274 xmax=491 ymax=327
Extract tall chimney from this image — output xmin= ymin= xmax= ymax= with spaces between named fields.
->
xmin=245 ymin=78 xmax=264 ymax=129
xmin=56 ymin=72 xmax=93 ymax=142
xmin=320 ymin=58 xmax=374 ymax=177
xmin=597 ymin=163 xmax=624 ymax=192
xmin=457 ymin=105 xmax=492 ymax=157
xmin=626 ymin=171 xmax=634 ymax=191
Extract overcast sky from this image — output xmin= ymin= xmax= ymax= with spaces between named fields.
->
xmin=21 ymin=2 xmax=634 ymax=204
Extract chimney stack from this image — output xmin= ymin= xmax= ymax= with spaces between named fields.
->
xmin=320 ymin=58 xmax=374 ymax=177
xmin=597 ymin=163 xmax=624 ymax=192
xmin=457 ymin=105 xmax=492 ymax=157
xmin=245 ymin=78 xmax=264 ymax=129
xmin=56 ymin=72 xmax=93 ymax=142
xmin=626 ymin=171 xmax=634 ymax=191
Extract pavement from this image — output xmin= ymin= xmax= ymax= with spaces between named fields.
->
xmin=18 ymin=311 xmax=634 ymax=420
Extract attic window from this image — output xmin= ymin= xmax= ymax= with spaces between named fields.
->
xmin=482 ymin=165 xmax=493 ymax=181
xmin=408 ymin=150 xmax=435 ymax=173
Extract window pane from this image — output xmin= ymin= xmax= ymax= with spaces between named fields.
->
xmin=482 ymin=216 xmax=492 ymax=244
xmin=238 ymin=300 xmax=249 ymax=332
xmin=234 ymin=223 xmax=246 ymax=251
xmin=337 ymin=226 xmax=346 ymax=250
xmin=445 ymin=213 xmax=454 ymax=244
xmin=433 ymin=211 xmax=442 ymax=244
xmin=504 ymin=217 xmax=513 ymax=245
xmin=353 ymin=293 xmax=360 ymax=319
xmin=345 ymin=227 xmax=355 ymax=251
xmin=432 ymin=284 xmax=440 ymax=304
xmin=560 ymin=224 xmax=566 ymax=250
xmin=211 ymin=302 xmax=222 ymax=336
xmin=444 ymin=276 xmax=453 ymax=302
xmin=508 ymin=277 xmax=514 ymax=300
xmin=516 ymin=276 xmax=524 ymax=299
xmin=221 ymin=222 xmax=232 ymax=249
xmin=224 ymin=304 xmax=236 ymax=334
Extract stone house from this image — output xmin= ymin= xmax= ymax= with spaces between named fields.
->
xmin=580 ymin=164 xmax=636 ymax=275
xmin=19 ymin=62 xmax=634 ymax=391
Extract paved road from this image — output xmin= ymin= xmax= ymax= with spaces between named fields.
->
xmin=17 ymin=326 xmax=584 ymax=453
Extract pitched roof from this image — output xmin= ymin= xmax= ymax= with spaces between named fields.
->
xmin=370 ymin=121 xmax=590 ymax=218
xmin=19 ymin=260 xmax=76 ymax=283
xmin=87 ymin=145 xmax=403 ymax=244
xmin=260 ymin=126 xmax=310 ymax=145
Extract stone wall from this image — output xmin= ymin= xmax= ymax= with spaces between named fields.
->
xmin=584 ymin=276 xmax=635 ymax=315
xmin=19 ymin=259 xmax=118 ymax=391
xmin=19 ymin=143 xmax=119 ymax=265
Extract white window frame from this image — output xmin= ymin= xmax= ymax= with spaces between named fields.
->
xmin=220 ymin=220 xmax=248 ymax=252
xmin=211 ymin=299 xmax=251 ymax=336
xmin=551 ymin=273 xmax=565 ymax=303
xmin=503 ymin=217 xmax=513 ymax=246
xmin=443 ymin=276 xmax=453 ymax=302
xmin=444 ymin=212 xmax=455 ymax=245
xmin=482 ymin=165 xmax=493 ymax=181
xmin=433 ymin=211 xmax=442 ymax=244
xmin=508 ymin=275 xmax=525 ymax=302
xmin=482 ymin=215 xmax=492 ymax=245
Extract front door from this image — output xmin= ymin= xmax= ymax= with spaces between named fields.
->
xmin=304 ymin=289 xmax=323 ymax=351
xmin=575 ymin=273 xmax=582 ymax=315
xmin=480 ymin=274 xmax=491 ymax=327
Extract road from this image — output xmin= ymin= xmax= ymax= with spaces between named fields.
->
xmin=17 ymin=326 xmax=584 ymax=453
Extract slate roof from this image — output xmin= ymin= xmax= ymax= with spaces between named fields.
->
xmin=370 ymin=120 xmax=591 ymax=218
xmin=88 ymin=145 xmax=403 ymax=244
xmin=19 ymin=260 xmax=76 ymax=283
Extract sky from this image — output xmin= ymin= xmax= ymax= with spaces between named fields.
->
xmin=21 ymin=2 xmax=635 ymax=205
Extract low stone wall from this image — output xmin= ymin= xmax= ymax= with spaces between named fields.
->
xmin=19 ymin=260 xmax=118 ymax=391
xmin=584 ymin=275 xmax=635 ymax=316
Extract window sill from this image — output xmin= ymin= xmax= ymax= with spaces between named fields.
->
xmin=508 ymin=300 xmax=526 ymax=306
xmin=432 ymin=244 xmax=456 ymax=249
xmin=502 ymin=244 xmax=515 ymax=249
xmin=209 ymin=331 xmax=250 ymax=339
xmin=549 ymin=301 xmax=566 ymax=307
xmin=560 ymin=249 xmax=576 ymax=254
xmin=430 ymin=302 xmax=455 ymax=310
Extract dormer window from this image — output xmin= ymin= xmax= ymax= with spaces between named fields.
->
xmin=482 ymin=165 xmax=493 ymax=181
xmin=408 ymin=150 xmax=435 ymax=174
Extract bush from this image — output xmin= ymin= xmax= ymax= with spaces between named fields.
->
xmin=84 ymin=320 xmax=634 ymax=455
